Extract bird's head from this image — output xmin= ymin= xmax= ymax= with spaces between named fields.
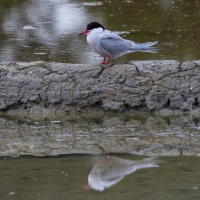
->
xmin=78 ymin=22 xmax=105 ymax=36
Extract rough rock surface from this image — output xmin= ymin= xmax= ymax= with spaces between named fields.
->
xmin=0 ymin=113 xmax=200 ymax=157
xmin=0 ymin=60 xmax=200 ymax=113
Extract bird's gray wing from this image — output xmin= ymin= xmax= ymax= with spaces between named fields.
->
xmin=99 ymin=31 xmax=159 ymax=56
xmin=99 ymin=34 xmax=132 ymax=57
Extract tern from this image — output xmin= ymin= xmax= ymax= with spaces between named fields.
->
xmin=79 ymin=22 xmax=159 ymax=65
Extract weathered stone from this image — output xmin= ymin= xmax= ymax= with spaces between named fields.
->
xmin=0 ymin=60 xmax=199 ymax=113
xmin=180 ymin=62 xmax=196 ymax=71
xmin=128 ymin=60 xmax=180 ymax=81
xmin=146 ymin=86 xmax=173 ymax=110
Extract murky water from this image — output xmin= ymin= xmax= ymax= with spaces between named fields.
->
xmin=0 ymin=0 xmax=200 ymax=64
xmin=1 ymin=154 xmax=200 ymax=200
xmin=0 ymin=112 xmax=200 ymax=198
xmin=1 ymin=1 xmax=200 ymax=198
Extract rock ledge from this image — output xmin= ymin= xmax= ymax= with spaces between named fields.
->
xmin=1 ymin=60 xmax=200 ymax=113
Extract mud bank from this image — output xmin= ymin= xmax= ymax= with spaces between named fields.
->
xmin=0 ymin=60 xmax=200 ymax=113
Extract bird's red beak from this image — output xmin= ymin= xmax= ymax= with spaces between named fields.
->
xmin=78 ymin=30 xmax=90 ymax=36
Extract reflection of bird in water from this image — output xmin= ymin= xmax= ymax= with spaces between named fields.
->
xmin=84 ymin=155 xmax=160 ymax=191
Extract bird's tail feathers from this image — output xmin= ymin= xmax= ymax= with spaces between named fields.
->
xmin=134 ymin=41 xmax=158 ymax=48
xmin=130 ymin=41 xmax=161 ymax=53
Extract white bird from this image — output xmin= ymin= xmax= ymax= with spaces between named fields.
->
xmin=79 ymin=22 xmax=159 ymax=65
xmin=84 ymin=155 xmax=160 ymax=191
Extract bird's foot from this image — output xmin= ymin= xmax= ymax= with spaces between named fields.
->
xmin=101 ymin=57 xmax=110 ymax=65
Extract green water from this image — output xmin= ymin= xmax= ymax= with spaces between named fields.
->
xmin=1 ymin=1 xmax=200 ymax=198
xmin=0 ymin=0 xmax=200 ymax=63
xmin=0 ymin=155 xmax=200 ymax=200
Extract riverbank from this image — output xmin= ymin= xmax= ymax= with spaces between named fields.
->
xmin=0 ymin=60 xmax=200 ymax=114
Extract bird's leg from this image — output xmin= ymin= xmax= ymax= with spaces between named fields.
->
xmin=101 ymin=57 xmax=110 ymax=65
xmin=101 ymin=57 xmax=106 ymax=64
xmin=105 ymin=58 xmax=110 ymax=64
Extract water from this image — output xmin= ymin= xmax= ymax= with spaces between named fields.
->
xmin=0 ymin=112 xmax=200 ymax=199
xmin=1 ymin=1 xmax=200 ymax=198
xmin=0 ymin=0 xmax=200 ymax=64
xmin=0 ymin=155 xmax=200 ymax=200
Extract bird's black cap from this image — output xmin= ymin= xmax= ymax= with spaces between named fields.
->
xmin=87 ymin=22 xmax=105 ymax=31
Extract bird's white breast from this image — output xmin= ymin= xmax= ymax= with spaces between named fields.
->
xmin=86 ymin=28 xmax=113 ymax=57
xmin=87 ymin=27 xmax=103 ymax=48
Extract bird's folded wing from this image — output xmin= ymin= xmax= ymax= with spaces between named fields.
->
xmin=99 ymin=36 xmax=131 ymax=55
